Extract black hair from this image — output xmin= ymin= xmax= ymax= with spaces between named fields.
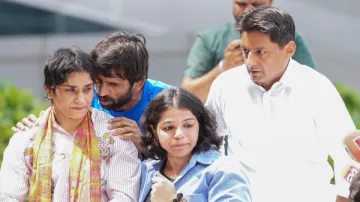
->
xmin=140 ymin=88 xmax=223 ymax=160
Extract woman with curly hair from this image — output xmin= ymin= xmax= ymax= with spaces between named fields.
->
xmin=139 ymin=88 xmax=251 ymax=202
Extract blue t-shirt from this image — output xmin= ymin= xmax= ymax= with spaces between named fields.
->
xmin=91 ymin=79 xmax=170 ymax=125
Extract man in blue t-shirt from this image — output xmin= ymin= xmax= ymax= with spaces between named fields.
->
xmin=12 ymin=32 xmax=171 ymax=154
xmin=89 ymin=32 xmax=170 ymax=153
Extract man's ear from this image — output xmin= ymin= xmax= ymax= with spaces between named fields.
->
xmin=284 ymin=41 xmax=296 ymax=59
xmin=133 ymin=77 xmax=146 ymax=92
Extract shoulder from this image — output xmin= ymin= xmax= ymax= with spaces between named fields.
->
xmin=290 ymin=60 xmax=337 ymax=98
xmin=6 ymin=128 xmax=37 ymax=155
xmin=145 ymin=79 xmax=173 ymax=98
xmin=294 ymin=31 xmax=306 ymax=42
xmin=212 ymin=64 xmax=249 ymax=90
xmin=194 ymin=23 xmax=235 ymax=52
xmin=198 ymin=23 xmax=234 ymax=39
xmin=91 ymin=107 xmax=113 ymax=122
xmin=292 ymin=60 xmax=332 ymax=87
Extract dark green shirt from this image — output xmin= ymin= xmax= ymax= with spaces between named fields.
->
xmin=184 ymin=23 xmax=317 ymax=78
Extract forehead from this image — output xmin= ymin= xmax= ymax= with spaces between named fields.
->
xmin=97 ymin=72 xmax=128 ymax=83
xmin=159 ymin=108 xmax=196 ymax=121
xmin=241 ymin=31 xmax=275 ymax=48
xmin=62 ymin=72 xmax=93 ymax=85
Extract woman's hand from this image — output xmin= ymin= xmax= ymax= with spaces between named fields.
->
xmin=150 ymin=172 xmax=177 ymax=202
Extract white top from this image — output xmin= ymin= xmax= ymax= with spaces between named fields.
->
xmin=0 ymin=108 xmax=141 ymax=202
xmin=206 ymin=59 xmax=356 ymax=202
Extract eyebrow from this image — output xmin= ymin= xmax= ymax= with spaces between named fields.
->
xmin=160 ymin=117 xmax=196 ymax=124
xmin=62 ymin=83 xmax=94 ymax=88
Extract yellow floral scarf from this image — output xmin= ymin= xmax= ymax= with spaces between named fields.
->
xmin=29 ymin=107 xmax=101 ymax=202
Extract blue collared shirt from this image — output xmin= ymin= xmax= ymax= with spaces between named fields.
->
xmin=139 ymin=149 xmax=252 ymax=202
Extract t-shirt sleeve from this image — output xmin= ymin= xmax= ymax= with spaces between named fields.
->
xmin=184 ymin=34 xmax=216 ymax=78
xmin=293 ymin=32 xmax=318 ymax=70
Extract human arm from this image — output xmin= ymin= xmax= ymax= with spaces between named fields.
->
xmin=0 ymin=132 xmax=32 ymax=202
xmin=182 ymin=36 xmax=243 ymax=103
xmin=207 ymin=159 xmax=251 ymax=202
xmin=106 ymin=137 xmax=141 ymax=201
xmin=205 ymin=77 xmax=229 ymax=155
xmin=315 ymin=79 xmax=356 ymax=201
xmin=108 ymin=117 xmax=145 ymax=154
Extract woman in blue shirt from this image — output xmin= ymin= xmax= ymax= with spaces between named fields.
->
xmin=139 ymin=88 xmax=251 ymax=202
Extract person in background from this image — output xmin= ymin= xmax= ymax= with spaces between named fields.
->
xmin=139 ymin=88 xmax=251 ymax=202
xmin=182 ymin=0 xmax=317 ymax=103
xmin=0 ymin=47 xmax=140 ymax=201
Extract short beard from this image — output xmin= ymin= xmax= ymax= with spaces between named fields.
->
xmin=98 ymin=85 xmax=133 ymax=111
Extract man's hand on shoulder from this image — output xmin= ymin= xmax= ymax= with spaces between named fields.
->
xmin=107 ymin=117 xmax=144 ymax=153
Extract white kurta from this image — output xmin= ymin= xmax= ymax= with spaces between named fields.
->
xmin=0 ymin=108 xmax=141 ymax=202
xmin=206 ymin=59 xmax=356 ymax=202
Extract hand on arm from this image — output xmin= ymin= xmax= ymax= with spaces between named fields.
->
xmin=107 ymin=117 xmax=145 ymax=154
xmin=11 ymin=110 xmax=44 ymax=133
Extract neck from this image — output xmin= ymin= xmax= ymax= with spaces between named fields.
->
xmin=115 ymin=88 xmax=144 ymax=112
xmin=53 ymin=109 xmax=83 ymax=134
xmin=165 ymin=154 xmax=192 ymax=177
xmin=261 ymin=59 xmax=290 ymax=91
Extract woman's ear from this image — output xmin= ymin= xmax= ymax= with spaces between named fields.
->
xmin=44 ymin=85 xmax=54 ymax=100
xmin=150 ymin=124 xmax=156 ymax=136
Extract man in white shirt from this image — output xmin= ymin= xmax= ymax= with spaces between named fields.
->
xmin=206 ymin=7 xmax=355 ymax=202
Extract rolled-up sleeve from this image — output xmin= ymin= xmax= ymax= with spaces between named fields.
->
xmin=0 ymin=132 xmax=32 ymax=202
xmin=106 ymin=138 xmax=141 ymax=202
xmin=208 ymin=160 xmax=252 ymax=202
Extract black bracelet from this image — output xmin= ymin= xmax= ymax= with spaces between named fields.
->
xmin=173 ymin=193 xmax=183 ymax=202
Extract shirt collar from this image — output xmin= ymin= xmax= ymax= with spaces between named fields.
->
xmin=145 ymin=149 xmax=221 ymax=170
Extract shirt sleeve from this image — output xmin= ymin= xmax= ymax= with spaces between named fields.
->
xmin=184 ymin=34 xmax=216 ymax=78
xmin=0 ymin=132 xmax=32 ymax=202
xmin=106 ymin=138 xmax=141 ymax=202
xmin=207 ymin=159 xmax=252 ymax=202
xmin=293 ymin=32 xmax=318 ymax=70
xmin=205 ymin=78 xmax=228 ymax=155
xmin=315 ymin=79 xmax=356 ymax=198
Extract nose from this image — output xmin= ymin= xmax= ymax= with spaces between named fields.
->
xmin=96 ymin=83 xmax=108 ymax=97
xmin=246 ymin=52 xmax=256 ymax=67
xmin=75 ymin=92 xmax=86 ymax=105
xmin=174 ymin=127 xmax=185 ymax=139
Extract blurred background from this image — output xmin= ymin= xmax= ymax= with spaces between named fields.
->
xmin=0 ymin=0 xmax=360 ymax=162
xmin=0 ymin=0 xmax=359 ymax=95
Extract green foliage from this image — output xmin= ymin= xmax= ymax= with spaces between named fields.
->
xmin=335 ymin=82 xmax=360 ymax=128
xmin=0 ymin=81 xmax=48 ymax=164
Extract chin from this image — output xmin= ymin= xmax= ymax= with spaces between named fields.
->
xmin=69 ymin=110 xmax=89 ymax=120
xmin=170 ymin=150 xmax=192 ymax=158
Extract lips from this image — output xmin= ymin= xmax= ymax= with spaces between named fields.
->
xmin=71 ymin=107 xmax=87 ymax=111
xmin=99 ymin=98 xmax=111 ymax=105
xmin=171 ymin=143 xmax=189 ymax=150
